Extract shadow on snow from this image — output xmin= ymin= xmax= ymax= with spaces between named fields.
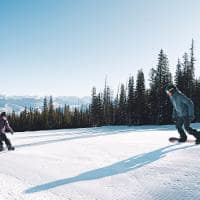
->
xmin=16 ymin=125 xmax=177 ymax=149
xmin=25 ymin=143 xmax=195 ymax=193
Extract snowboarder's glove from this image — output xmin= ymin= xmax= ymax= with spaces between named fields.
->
xmin=11 ymin=131 xmax=14 ymax=135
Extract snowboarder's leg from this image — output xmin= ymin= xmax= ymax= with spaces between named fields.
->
xmin=184 ymin=117 xmax=200 ymax=144
xmin=0 ymin=143 xmax=3 ymax=151
xmin=1 ymin=133 xmax=13 ymax=150
xmin=176 ymin=117 xmax=187 ymax=142
xmin=0 ymin=134 xmax=4 ymax=151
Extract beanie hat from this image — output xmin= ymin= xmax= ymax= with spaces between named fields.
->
xmin=1 ymin=112 xmax=6 ymax=117
xmin=165 ymin=84 xmax=177 ymax=93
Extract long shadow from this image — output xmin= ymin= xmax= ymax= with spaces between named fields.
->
xmin=15 ymin=128 xmax=123 ymax=140
xmin=17 ymin=124 xmax=179 ymax=140
xmin=15 ymin=127 xmax=145 ymax=148
xmin=15 ymin=125 xmax=178 ymax=149
xmin=15 ymin=134 xmax=114 ymax=148
xmin=25 ymin=144 xmax=195 ymax=193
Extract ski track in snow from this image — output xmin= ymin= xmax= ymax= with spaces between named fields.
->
xmin=0 ymin=125 xmax=200 ymax=200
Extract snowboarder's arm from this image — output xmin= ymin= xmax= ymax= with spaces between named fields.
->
xmin=172 ymin=108 xmax=177 ymax=120
xmin=182 ymin=96 xmax=194 ymax=119
xmin=5 ymin=120 xmax=14 ymax=134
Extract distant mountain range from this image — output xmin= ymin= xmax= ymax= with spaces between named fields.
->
xmin=0 ymin=95 xmax=91 ymax=113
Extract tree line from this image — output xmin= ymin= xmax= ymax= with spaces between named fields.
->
xmin=91 ymin=40 xmax=200 ymax=126
xmin=8 ymin=40 xmax=200 ymax=131
xmin=8 ymin=96 xmax=90 ymax=132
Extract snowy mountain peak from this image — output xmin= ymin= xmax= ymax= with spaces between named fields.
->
xmin=0 ymin=95 xmax=91 ymax=113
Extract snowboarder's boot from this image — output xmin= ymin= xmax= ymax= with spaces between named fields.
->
xmin=195 ymin=135 xmax=200 ymax=145
xmin=7 ymin=146 xmax=15 ymax=151
xmin=195 ymin=139 xmax=200 ymax=145
xmin=178 ymin=137 xmax=187 ymax=142
xmin=0 ymin=146 xmax=4 ymax=151
xmin=193 ymin=132 xmax=200 ymax=145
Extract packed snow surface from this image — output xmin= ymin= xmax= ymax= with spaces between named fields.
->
xmin=0 ymin=124 xmax=200 ymax=200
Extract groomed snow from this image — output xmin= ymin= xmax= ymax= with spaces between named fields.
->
xmin=0 ymin=124 xmax=200 ymax=200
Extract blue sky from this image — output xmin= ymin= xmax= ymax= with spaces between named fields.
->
xmin=0 ymin=0 xmax=200 ymax=97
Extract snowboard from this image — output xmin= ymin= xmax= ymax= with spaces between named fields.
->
xmin=169 ymin=137 xmax=196 ymax=143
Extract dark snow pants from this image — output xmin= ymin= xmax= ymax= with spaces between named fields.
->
xmin=0 ymin=133 xmax=12 ymax=148
xmin=176 ymin=117 xmax=200 ymax=139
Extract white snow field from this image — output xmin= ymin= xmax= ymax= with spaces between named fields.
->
xmin=0 ymin=124 xmax=200 ymax=200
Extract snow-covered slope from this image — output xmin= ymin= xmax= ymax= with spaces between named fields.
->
xmin=0 ymin=124 xmax=200 ymax=200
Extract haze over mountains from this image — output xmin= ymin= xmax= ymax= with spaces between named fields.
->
xmin=0 ymin=95 xmax=91 ymax=113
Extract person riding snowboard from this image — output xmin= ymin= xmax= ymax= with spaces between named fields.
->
xmin=0 ymin=112 xmax=15 ymax=151
xmin=165 ymin=84 xmax=200 ymax=144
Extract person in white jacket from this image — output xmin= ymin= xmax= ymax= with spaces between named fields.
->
xmin=0 ymin=112 xmax=14 ymax=151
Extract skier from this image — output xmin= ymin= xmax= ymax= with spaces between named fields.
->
xmin=0 ymin=112 xmax=15 ymax=151
xmin=165 ymin=84 xmax=200 ymax=144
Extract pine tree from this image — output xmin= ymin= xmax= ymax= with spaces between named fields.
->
xmin=113 ymin=87 xmax=119 ymax=125
xmin=63 ymin=104 xmax=71 ymax=128
xmin=148 ymin=68 xmax=157 ymax=124
xmin=97 ymin=92 xmax=104 ymax=126
xmin=174 ymin=58 xmax=184 ymax=91
xmin=190 ymin=39 xmax=196 ymax=100
xmin=182 ymin=53 xmax=190 ymax=96
xmin=190 ymin=39 xmax=195 ymax=79
xmin=103 ymin=80 xmax=113 ymax=125
xmin=33 ymin=108 xmax=42 ymax=130
xmin=91 ymin=87 xmax=99 ymax=126
xmin=127 ymin=76 xmax=135 ymax=125
xmin=42 ymin=97 xmax=49 ymax=129
xmin=28 ymin=107 xmax=34 ymax=130
xmin=182 ymin=47 xmax=195 ymax=98
xmin=135 ymin=70 xmax=146 ymax=125
xmin=118 ymin=84 xmax=127 ymax=124
xmin=152 ymin=49 xmax=172 ymax=124
xmin=48 ymin=96 xmax=54 ymax=129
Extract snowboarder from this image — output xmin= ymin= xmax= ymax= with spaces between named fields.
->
xmin=165 ymin=84 xmax=200 ymax=144
xmin=0 ymin=112 xmax=15 ymax=151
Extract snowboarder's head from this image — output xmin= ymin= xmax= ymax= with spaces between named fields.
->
xmin=0 ymin=112 xmax=6 ymax=117
xmin=165 ymin=84 xmax=177 ymax=96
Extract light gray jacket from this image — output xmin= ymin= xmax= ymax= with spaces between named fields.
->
xmin=170 ymin=90 xmax=194 ymax=119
